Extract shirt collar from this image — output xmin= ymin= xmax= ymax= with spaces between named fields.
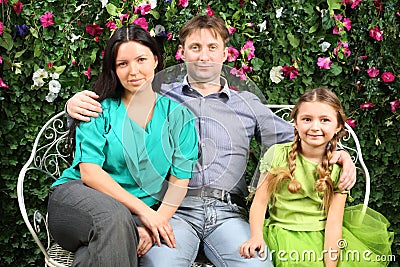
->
xmin=181 ymin=75 xmax=231 ymax=99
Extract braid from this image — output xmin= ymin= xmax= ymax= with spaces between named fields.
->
xmin=287 ymin=131 xmax=302 ymax=193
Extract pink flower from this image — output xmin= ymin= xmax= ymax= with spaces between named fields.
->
xmin=346 ymin=118 xmax=357 ymax=128
xmin=0 ymin=0 xmax=8 ymax=4
xmin=342 ymin=0 xmax=361 ymax=9
xmin=333 ymin=26 xmax=343 ymax=35
xmin=13 ymin=1 xmax=23 ymax=13
xmin=48 ymin=62 xmax=53 ymax=68
xmin=369 ymin=26 xmax=383 ymax=41
xmin=317 ymin=57 xmax=332 ymax=69
xmin=360 ymin=55 xmax=368 ymax=60
xmin=166 ymin=32 xmax=172 ymax=40
xmin=40 ymin=12 xmax=54 ymax=28
xmin=230 ymin=67 xmax=247 ymax=81
xmin=343 ymin=18 xmax=351 ymax=31
xmin=0 ymin=21 xmax=3 ymax=35
xmin=133 ymin=17 xmax=148 ymax=32
xmin=228 ymin=26 xmax=236 ymax=35
xmin=106 ymin=20 xmax=117 ymax=30
xmin=0 ymin=56 xmax=2 ymax=64
xmin=71 ymin=59 xmax=76 ymax=65
xmin=175 ymin=49 xmax=182 ymax=61
xmin=134 ymin=4 xmax=151 ymax=15
xmin=86 ymin=24 xmax=104 ymax=37
xmin=84 ymin=67 xmax=91 ymax=80
xmin=0 ymin=77 xmax=9 ymax=89
xmin=241 ymin=64 xmax=253 ymax=73
xmin=282 ymin=65 xmax=298 ymax=80
xmin=240 ymin=40 xmax=255 ymax=61
xmin=333 ymin=42 xmax=351 ymax=58
xmin=360 ymin=102 xmax=374 ymax=109
xmin=177 ymin=0 xmax=188 ymax=8
xmin=390 ymin=100 xmax=399 ymax=112
xmin=366 ymin=67 xmax=380 ymax=78
xmin=381 ymin=72 xmax=395 ymax=83
xmin=333 ymin=14 xmax=343 ymax=21
xmin=206 ymin=5 xmax=214 ymax=16
xmin=227 ymin=46 xmax=239 ymax=62
xmin=120 ymin=14 xmax=129 ymax=22
xmin=373 ymin=0 xmax=383 ymax=12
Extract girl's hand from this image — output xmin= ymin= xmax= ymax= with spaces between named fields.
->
xmin=137 ymin=226 xmax=155 ymax=257
xmin=239 ymin=236 xmax=266 ymax=259
xmin=138 ymin=208 xmax=176 ymax=248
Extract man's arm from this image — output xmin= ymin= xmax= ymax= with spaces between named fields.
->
xmin=330 ymin=151 xmax=356 ymax=191
xmin=66 ymin=90 xmax=102 ymax=121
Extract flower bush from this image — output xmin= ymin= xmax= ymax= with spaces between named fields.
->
xmin=0 ymin=0 xmax=399 ymax=265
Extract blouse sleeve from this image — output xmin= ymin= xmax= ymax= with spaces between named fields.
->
xmin=70 ymin=113 xmax=108 ymax=169
xmin=168 ymin=106 xmax=198 ymax=179
xmin=259 ymin=144 xmax=279 ymax=173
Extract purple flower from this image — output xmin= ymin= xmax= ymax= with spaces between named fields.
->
xmin=13 ymin=24 xmax=29 ymax=39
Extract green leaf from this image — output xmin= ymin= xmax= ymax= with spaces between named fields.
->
xmin=0 ymin=33 xmax=14 ymax=51
xmin=34 ymin=44 xmax=42 ymax=58
xmin=327 ymin=0 xmax=341 ymax=16
xmin=309 ymin=24 xmax=318 ymax=34
xmin=29 ymin=27 xmax=38 ymax=39
xmin=287 ymin=33 xmax=300 ymax=48
xmin=251 ymin=57 xmax=264 ymax=71
xmin=150 ymin=10 xmax=160 ymax=20
xmin=54 ymin=65 xmax=66 ymax=74
xmin=14 ymin=49 xmax=27 ymax=58
xmin=90 ymin=49 xmax=98 ymax=63
xmin=330 ymin=62 xmax=342 ymax=76
xmin=105 ymin=3 xmax=118 ymax=16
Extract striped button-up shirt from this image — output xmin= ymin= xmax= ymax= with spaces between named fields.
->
xmin=161 ymin=76 xmax=294 ymax=196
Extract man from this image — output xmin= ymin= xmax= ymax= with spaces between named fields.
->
xmin=66 ymin=15 xmax=356 ymax=267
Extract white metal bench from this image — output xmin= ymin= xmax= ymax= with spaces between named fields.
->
xmin=17 ymin=105 xmax=370 ymax=266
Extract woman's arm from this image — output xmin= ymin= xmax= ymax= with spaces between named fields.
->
xmin=79 ymin=162 xmax=175 ymax=248
xmin=324 ymin=193 xmax=347 ymax=267
xmin=239 ymin=172 xmax=270 ymax=259
xmin=157 ymin=175 xmax=189 ymax=220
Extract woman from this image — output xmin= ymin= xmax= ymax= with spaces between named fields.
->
xmin=47 ymin=24 xmax=198 ymax=266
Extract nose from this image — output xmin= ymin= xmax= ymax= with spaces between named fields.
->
xmin=310 ymin=120 xmax=320 ymax=131
xmin=129 ymin=63 xmax=139 ymax=75
xmin=199 ymin=49 xmax=210 ymax=62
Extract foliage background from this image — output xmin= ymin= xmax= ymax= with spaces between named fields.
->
xmin=0 ymin=0 xmax=399 ymax=265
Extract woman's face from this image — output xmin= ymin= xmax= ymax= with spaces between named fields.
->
xmin=115 ymin=41 xmax=158 ymax=95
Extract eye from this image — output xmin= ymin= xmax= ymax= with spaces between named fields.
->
xmin=302 ymin=117 xmax=311 ymax=122
xmin=210 ymin=45 xmax=217 ymax=51
xmin=117 ymin=62 xmax=127 ymax=67
xmin=138 ymin=57 xmax=147 ymax=62
xmin=322 ymin=118 xmax=331 ymax=122
xmin=190 ymin=45 xmax=200 ymax=51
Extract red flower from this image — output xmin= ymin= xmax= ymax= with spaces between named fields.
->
xmin=381 ymin=72 xmax=395 ymax=83
xmin=366 ymin=67 xmax=380 ymax=78
xmin=373 ymin=0 xmax=383 ymax=12
xmin=346 ymin=118 xmax=357 ymax=128
xmin=48 ymin=62 xmax=53 ymax=68
xmin=369 ymin=26 xmax=383 ymax=41
xmin=390 ymin=100 xmax=399 ymax=113
xmin=206 ymin=5 xmax=214 ymax=16
xmin=360 ymin=102 xmax=374 ymax=109
xmin=0 ymin=77 xmax=9 ymax=88
xmin=281 ymin=65 xmax=298 ymax=80
xmin=133 ymin=17 xmax=148 ymax=32
xmin=13 ymin=1 xmax=23 ymax=13
xmin=86 ymin=24 xmax=104 ymax=37
xmin=84 ymin=67 xmax=91 ymax=80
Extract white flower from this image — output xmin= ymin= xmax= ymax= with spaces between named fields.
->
xmin=149 ymin=29 xmax=156 ymax=37
xmin=45 ymin=92 xmax=58 ymax=103
xmin=154 ymin=25 xmax=165 ymax=36
xmin=70 ymin=33 xmax=81 ymax=43
xmin=100 ymin=0 xmax=108 ymax=8
xmin=49 ymin=80 xmax=61 ymax=93
xmin=276 ymin=7 xmax=284 ymax=18
xmin=150 ymin=0 xmax=157 ymax=9
xmin=32 ymin=78 xmax=45 ymax=88
xmin=270 ymin=66 xmax=284 ymax=84
xmin=50 ymin=72 xmax=60 ymax=80
xmin=33 ymin=68 xmax=48 ymax=80
xmin=258 ymin=21 xmax=267 ymax=32
xmin=319 ymin=41 xmax=331 ymax=52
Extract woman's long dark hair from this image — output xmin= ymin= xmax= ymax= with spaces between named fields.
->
xmin=68 ymin=24 xmax=163 ymax=159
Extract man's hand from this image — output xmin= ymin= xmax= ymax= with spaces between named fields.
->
xmin=66 ymin=90 xmax=102 ymax=122
xmin=330 ymin=150 xmax=356 ymax=191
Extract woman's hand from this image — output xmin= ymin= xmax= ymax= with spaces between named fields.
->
xmin=66 ymin=90 xmax=102 ymax=121
xmin=137 ymin=208 xmax=176 ymax=248
xmin=137 ymin=226 xmax=155 ymax=257
xmin=239 ymin=236 xmax=266 ymax=259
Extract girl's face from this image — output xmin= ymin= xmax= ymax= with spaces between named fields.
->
xmin=294 ymin=101 xmax=342 ymax=152
xmin=115 ymin=41 xmax=158 ymax=96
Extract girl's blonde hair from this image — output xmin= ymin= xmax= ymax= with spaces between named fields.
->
xmin=265 ymin=88 xmax=346 ymax=213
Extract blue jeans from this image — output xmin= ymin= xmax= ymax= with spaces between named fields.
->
xmin=47 ymin=180 xmax=139 ymax=266
xmin=139 ymin=196 xmax=273 ymax=267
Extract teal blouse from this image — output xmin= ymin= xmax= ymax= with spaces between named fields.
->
xmin=259 ymin=142 xmax=346 ymax=231
xmin=52 ymin=94 xmax=198 ymax=206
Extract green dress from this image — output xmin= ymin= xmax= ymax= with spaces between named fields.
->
xmin=260 ymin=143 xmax=394 ymax=266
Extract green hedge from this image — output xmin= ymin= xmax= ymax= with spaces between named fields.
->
xmin=0 ymin=0 xmax=398 ymax=265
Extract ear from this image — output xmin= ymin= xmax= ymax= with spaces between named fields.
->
xmin=177 ymin=45 xmax=185 ymax=61
xmin=222 ymin=46 xmax=228 ymax=62
xmin=154 ymin=56 xmax=158 ymax=69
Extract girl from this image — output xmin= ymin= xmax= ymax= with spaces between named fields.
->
xmin=47 ymin=25 xmax=198 ymax=266
xmin=239 ymin=88 xmax=393 ymax=266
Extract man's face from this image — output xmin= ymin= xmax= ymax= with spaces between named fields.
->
xmin=180 ymin=29 xmax=228 ymax=84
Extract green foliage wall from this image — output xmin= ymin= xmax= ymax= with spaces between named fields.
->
xmin=1 ymin=0 xmax=399 ymax=265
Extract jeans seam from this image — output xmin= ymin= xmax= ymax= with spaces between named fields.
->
xmin=203 ymin=239 xmax=227 ymax=267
